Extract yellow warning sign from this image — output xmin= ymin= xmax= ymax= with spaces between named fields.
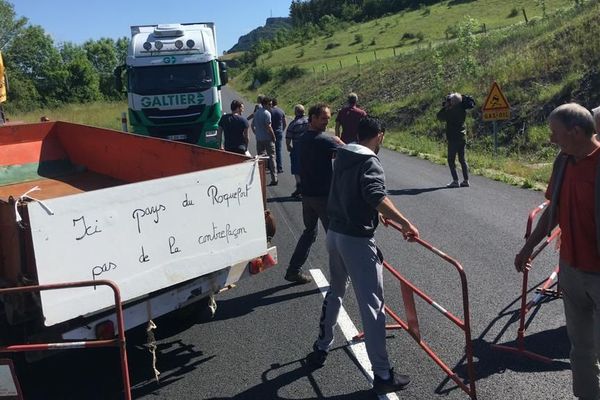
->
xmin=482 ymin=81 xmax=510 ymax=121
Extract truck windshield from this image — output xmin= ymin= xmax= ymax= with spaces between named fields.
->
xmin=130 ymin=62 xmax=214 ymax=95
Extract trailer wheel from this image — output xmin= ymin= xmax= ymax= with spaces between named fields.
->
xmin=197 ymin=294 xmax=217 ymax=321
xmin=175 ymin=294 xmax=217 ymax=323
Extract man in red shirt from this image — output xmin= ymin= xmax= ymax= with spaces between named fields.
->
xmin=335 ymin=93 xmax=367 ymax=144
xmin=515 ymin=103 xmax=600 ymax=400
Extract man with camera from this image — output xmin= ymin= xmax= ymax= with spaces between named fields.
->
xmin=437 ymin=93 xmax=471 ymax=188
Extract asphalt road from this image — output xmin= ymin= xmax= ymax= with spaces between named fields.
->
xmin=17 ymin=88 xmax=572 ymax=400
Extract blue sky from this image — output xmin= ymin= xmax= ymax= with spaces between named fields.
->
xmin=11 ymin=0 xmax=292 ymax=53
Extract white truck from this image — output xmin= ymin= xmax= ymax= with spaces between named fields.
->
xmin=115 ymin=23 xmax=228 ymax=148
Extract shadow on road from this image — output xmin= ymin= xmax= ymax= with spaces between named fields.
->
xmin=433 ymin=280 xmax=570 ymax=397
xmin=387 ymin=186 xmax=448 ymax=196
xmin=213 ymin=283 xmax=322 ymax=322
xmin=205 ymin=350 xmax=378 ymax=400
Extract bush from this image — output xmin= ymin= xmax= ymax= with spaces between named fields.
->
xmin=508 ymin=7 xmax=519 ymax=18
xmin=325 ymin=42 xmax=340 ymax=50
xmin=251 ymin=66 xmax=273 ymax=86
xmin=276 ymin=66 xmax=306 ymax=83
xmin=402 ymin=32 xmax=416 ymax=40
xmin=354 ymin=33 xmax=364 ymax=44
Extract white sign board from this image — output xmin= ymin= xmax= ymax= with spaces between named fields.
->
xmin=28 ymin=162 xmax=266 ymax=326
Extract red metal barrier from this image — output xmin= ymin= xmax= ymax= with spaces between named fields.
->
xmin=0 ymin=280 xmax=131 ymax=400
xmin=353 ymin=219 xmax=477 ymax=399
xmin=491 ymin=201 xmax=561 ymax=363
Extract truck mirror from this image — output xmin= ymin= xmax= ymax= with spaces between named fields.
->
xmin=114 ymin=65 xmax=124 ymax=92
xmin=218 ymin=61 xmax=228 ymax=87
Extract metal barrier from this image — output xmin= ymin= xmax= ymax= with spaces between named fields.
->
xmin=0 ymin=280 xmax=131 ymax=400
xmin=492 ymin=201 xmax=561 ymax=363
xmin=353 ymin=219 xmax=477 ymax=399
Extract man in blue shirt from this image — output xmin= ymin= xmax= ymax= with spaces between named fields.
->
xmin=218 ymin=100 xmax=249 ymax=155
xmin=285 ymin=103 xmax=343 ymax=284
xmin=270 ymin=98 xmax=287 ymax=173
xmin=252 ymin=96 xmax=277 ymax=185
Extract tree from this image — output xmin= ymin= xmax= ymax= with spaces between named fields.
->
xmin=0 ymin=0 xmax=27 ymax=50
xmin=65 ymin=54 xmax=100 ymax=102
xmin=5 ymin=25 xmax=67 ymax=106
xmin=83 ymin=38 xmax=118 ymax=99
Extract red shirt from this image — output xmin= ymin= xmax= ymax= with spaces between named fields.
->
xmin=336 ymin=105 xmax=367 ymax=143
xmin=545 ymin=147 xmax=600 ymax=271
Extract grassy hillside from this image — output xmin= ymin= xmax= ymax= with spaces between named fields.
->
xmin=232 ymin=0 xmax=600 ymax=187
xmin=258 ymin=0 xmax=571 ymax=70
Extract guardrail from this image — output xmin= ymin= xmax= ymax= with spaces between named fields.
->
xmin=0 ymin=279 xmax=131 ymax=399
xmin=354 ymin=219 xmax=477 ymax=399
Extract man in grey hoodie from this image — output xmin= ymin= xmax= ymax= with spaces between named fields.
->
xmin=307 ymin=117 xmax=420 ymax=395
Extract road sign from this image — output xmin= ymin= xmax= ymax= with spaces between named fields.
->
xmin=482 ymin=82 xmax=510 ymax=121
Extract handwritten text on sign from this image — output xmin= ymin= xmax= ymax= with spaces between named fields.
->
xmin=27 ymin=162 xmax=266 ymax=326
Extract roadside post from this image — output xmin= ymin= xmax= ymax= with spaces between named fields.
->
xmin=482 ymin=82 xmax=510 ymax=156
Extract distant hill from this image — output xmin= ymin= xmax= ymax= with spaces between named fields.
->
xmin=227 ymin=17 xmax=292 ymax=53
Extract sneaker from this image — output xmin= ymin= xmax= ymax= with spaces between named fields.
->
xmin=284 ymin=270 xmax=312 ymax=284
xmin=372 ymin=368 xmax=411 ymax=395
xmin=446 ymin=180 xmax=459 ymax=188
xmin=306 ymin=343 xmax=328 ymax=368
xmin=268 ymin=180 xmax=278 ymax=186
xmin=460 ymin=180 xmax=470 ymax=187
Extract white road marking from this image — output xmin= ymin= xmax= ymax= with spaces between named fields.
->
xmin=310 ymin=268 xmax=399 ymax=400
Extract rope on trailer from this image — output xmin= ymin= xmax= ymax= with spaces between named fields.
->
xmin=245 ymin=155 xmax=268 ymax=187
xmin=146 ymin=319 xmax=160 ymax=382
xmin=14 ymin=186 xmax=54 ymax=225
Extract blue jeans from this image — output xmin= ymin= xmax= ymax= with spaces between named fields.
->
xmin=287 ymin=196 xmax=329 ymax=273
xmin=275 ymin=131 xmax=284 ymax=172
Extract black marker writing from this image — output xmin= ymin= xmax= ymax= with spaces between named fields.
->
xmin=73 ymin=216 xmax=102 ymax=240
xmin=139 ymin=246 xmax=150 ymax=263
xmin=132 ymin=204 xmax=166 ymax=233
xmin=198 ymin=222 xmax=248 ymax=245
xmin=169 ymin=236 xmax=181 ymax=254
xmin=182 ymin=193 xmax=194 ymax=207
xmin=207 ymin=184 xmax=250 ymax=207
xmin=91 ymin=262 xmax=117 ymax=287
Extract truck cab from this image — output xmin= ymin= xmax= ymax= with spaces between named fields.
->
xmin=116 ymin=23 xmax=228 ymax=148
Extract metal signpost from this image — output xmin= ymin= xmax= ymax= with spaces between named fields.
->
xmin=482 ymin=82 xmax=510 ymax=156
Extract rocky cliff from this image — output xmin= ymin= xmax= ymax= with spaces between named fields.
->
xmin=228 ymin=17 xmax=292 ymax=53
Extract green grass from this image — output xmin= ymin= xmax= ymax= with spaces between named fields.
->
xmin=8 ymin=101 xmax=128 ymax=131
xmin=230 ymin=0 xmax=600 ymax=188
xmin=258 ymin=0 xmax=572 ymax=71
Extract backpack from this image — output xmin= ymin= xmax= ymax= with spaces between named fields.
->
xmin=462 ymin=94 xmax=476 ymax=109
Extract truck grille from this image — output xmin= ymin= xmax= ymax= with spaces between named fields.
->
xmin=142 ymin=105 xmax=206 ymax=125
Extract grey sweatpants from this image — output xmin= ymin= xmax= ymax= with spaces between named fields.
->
xmin=315 ymin=229 xmax=391 ymax=377
xmin=560 ymin=261 xmax=600 ymax=400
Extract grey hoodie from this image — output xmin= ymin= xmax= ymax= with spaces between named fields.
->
xmin=328 ymin=143 xmax=387 ymax=238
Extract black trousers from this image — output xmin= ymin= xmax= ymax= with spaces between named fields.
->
xmin=447 ymin=140 xmax=469 ymax=181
